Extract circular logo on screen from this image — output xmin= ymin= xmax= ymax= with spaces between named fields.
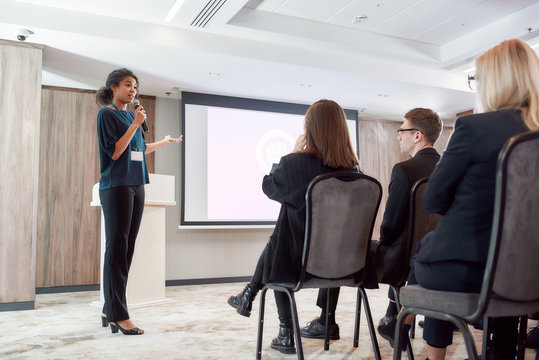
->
xmin=256 ymin=130 xmax=296 ymax=173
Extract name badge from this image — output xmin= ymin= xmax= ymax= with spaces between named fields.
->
xmin=131 ymin=151 xmax=143 ymax=161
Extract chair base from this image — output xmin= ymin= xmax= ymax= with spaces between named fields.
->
xmin=256 ymin=284 xmax=381 ymax=360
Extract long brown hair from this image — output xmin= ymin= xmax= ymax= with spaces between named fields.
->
xmin=301 ymin=99 xmax=359 ymax=168
xmin=475 ymin=39 xmax=539 ymax=130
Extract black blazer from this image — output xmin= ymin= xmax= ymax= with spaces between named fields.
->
xmin=259 ymin=152 xmax=357 ymax=284
xmin=417 ymin=110 xmax=528 ymax=265
xmin=380 ymin=147 xmax=441 ymax=246
xmin=375 ymin=148 xmax=440 ymax=283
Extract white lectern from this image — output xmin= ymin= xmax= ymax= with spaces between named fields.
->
xmin=91 ymin=174 xmax=175 ymax=308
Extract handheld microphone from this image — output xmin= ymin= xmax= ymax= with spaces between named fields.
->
xmin=131 ymin=99 xmax=149 ymax=133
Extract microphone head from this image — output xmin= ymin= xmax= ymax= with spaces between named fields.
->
xmin=132 ymin=99 xmax=140 ymax=108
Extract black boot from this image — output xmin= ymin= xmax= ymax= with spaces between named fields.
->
xmin=271 ymin=323 xmax=296 ymax=354
xmin=227 ymin=283 xmax=259 ymax=317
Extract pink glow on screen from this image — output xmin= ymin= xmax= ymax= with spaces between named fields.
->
xmin=207 ymin=107 xmax=304 ymax=220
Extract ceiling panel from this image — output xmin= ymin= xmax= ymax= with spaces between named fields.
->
xmin=245 ymin=0 xmax=287 ymax=12
xmin=415 ymin=0 xmax=539 ymax=44
xmin=273 ymin=0 xmax=355 ymax=22
xmin=12 ymin=0 xmax=176 ymax=23
xmin=371 ymin=0 xmax=486 ymax=41
xmin=325 ymin=0 xmax=420 ymax=32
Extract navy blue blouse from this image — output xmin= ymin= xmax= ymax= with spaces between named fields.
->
xmin=97 ymin=107 xmax=149 ymax=190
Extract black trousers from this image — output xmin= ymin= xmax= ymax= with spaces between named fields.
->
xmin=100 ymin=185 xmax=145 ymax=322
xmin=252 ymin=246 xmax=295 ymax=324
xmin=252 ymin=246 xmax=341 ymax=324
xmin=408 ymin=233 xmax=518 ymax=359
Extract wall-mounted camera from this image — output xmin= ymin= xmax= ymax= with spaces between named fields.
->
xmin=17 ymin=29 xmax=34 ymax=41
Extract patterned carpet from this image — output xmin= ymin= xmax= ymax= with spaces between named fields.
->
xmin=1 ymin=283 xmax=536 ymax=359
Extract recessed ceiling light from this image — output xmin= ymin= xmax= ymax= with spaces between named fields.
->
xmin=164 ymin=0 xmax=186 ymax=22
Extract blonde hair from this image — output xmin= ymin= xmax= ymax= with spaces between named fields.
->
xmin=302 ymin=100 xmax=359 ymax=168
xmin=475 ymin=38 xmax=539 ymax=130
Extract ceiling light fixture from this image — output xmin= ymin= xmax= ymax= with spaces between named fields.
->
xmin=164 ymin=0 xmax=186 ymax=22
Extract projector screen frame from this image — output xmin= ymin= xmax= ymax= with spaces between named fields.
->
xmin=180 ymin=91 xmax=359 ymax=227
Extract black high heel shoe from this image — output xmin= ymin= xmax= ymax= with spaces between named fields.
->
xmin=110 ymin=322 xmax=144 ymax=335
xmin=101 ymin=315 xmax=108 ymax=328
xmin=227 ymin=283 xmax=259 ymax=317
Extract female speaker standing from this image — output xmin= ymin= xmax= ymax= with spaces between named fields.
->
xmin=96 ymin=68 xmax=182 ymax=335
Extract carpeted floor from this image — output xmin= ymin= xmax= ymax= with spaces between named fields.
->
xmin=1 ymin=283 xmax=536 ymax=359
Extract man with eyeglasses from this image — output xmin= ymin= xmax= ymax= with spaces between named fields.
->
xmin=376 ymin=108 xmax=443 ymax=350
xmin=299 ymin=108 xmax=443 ymax=345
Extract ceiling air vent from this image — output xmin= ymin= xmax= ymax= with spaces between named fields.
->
xmin=191 ymin=0 xmax=228 ymax=28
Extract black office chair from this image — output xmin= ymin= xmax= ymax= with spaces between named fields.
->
xmin=375 ymin=178 xmax=442 ymax=358
xmin=255 ymin=171 xmax=382 ymax=360
xmin=393 ymin=130 xmax=539 ymax=360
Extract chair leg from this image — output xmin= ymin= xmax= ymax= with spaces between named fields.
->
xmin=358 ymin=287 xmax=382 ymax=360
xmin=517 ymin=315 xmax=527 ymax=360
xmin=354 ymin=288 xmax=361 ymax=347
xmin=256 ymin=288 xmax=268 ymax=360
xmin=482 ymin=316 xmax=492 ymax=360
xmin=452 ymin=317 xmax=479 ymax=360
xmin=283 ymin=288 xmax=304 ymax=360
xmin=405 ymin=338 xmax=415 ymax=360
xmin=391 ymin=286 xmax=401 ymax=310
xmin=324 ymin=288 xmax=333 ymax=350
xmin=393 ymin=307 xmax=409 ymax=360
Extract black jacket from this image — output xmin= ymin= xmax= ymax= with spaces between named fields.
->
xmin=260 ymin=152 xmax=356 ymax=284
xmin=418 ymin=110 xmax=528 ymax=265
xmin=375 ymin=147 xmax=440 ymax=283
xmin=380 ymin=147 xmax=441 ymax=246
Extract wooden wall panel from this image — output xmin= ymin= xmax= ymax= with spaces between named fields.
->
xmin=358 ymin=118 xmax=453 ymax=240
xmin=0 ymin=41 xmax=42 ymax=303
xmin=358 ymin=119 xmax=407 ymax=240
xmin=37 ymin=89 xmax=101 ymax=286
xmin=36 ymin=87 xmax=156 ymax=287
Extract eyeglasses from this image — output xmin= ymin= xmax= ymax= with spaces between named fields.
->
xmin=397 ymin=128 xmax=419 ymax=134
xmin=467 ymin=75 xmax=476 ymax=90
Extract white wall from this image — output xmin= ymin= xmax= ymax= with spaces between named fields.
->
xmin=154 ymin=97 xmax=272 ymax=281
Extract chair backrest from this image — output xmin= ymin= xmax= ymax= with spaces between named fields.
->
xmin=487 ymin=130 xmax=539 ymax=301
xmin=405 ymin=178 xmax=443 ymax=268
xmin=300 ymin=171 xmax=382 ymax=284
xmin=473 ymin=130 xmax=539 ymax=319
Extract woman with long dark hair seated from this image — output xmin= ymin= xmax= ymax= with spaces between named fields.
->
xmin=227 ymin=99 xmax=360 ymax=354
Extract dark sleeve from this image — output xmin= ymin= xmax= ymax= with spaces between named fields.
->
xmin=97 ymin=110 xmax=121 ymax=158
xmin=262 ymin=156 xmax=289 ymax=204
xmin=379 ymin=164 xmax=409 ymax=245
xmin=423 ymin=118 xmax=475 ymax=215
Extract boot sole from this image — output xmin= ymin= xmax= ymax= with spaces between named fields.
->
xmin=300 ymin=332 xmax=340 ymax=340
xmin=377 ymin=330 xmax=406 ymax=352
xmin=271 ymin=344 xmax=296 ymax=354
